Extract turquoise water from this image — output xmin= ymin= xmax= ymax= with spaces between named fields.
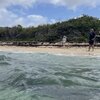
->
xmin=0 ymin=52 xmax=100 ymax=100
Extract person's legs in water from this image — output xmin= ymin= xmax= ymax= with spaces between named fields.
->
xmin=88 ymin=40 xmax=94 ymax=51
xmin=88 ymin=44 xmax=91 ymax=51
xmin=92 ymin=43 xmax=94 ymax=51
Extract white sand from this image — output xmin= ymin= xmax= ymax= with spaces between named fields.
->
xmin=0 ymin=46 xmax=100 ymax=56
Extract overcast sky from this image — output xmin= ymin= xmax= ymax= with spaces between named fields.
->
xmin=0 ymin=0 xmax=100 ymax=27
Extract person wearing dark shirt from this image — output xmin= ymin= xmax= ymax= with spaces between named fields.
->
xmin=88 ymin=29 xmax=96 ymax=51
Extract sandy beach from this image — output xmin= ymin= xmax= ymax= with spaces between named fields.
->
xmin=0 ymin=45 xmax=100 ymax=56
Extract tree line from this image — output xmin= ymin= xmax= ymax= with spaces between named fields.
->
xmin=0 ymin=15 xmax=100 ymax=43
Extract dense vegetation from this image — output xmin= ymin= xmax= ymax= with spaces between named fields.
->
xmin=0 ymin=15 xmax=100 ymax=43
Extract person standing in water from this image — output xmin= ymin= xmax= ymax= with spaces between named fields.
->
xmin=88 ymin=29 xmax=96 ymax=51
xmin=62 ymin=35 xmax=67 ymax=47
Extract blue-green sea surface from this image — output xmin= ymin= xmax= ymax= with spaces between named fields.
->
xmin=0 ymin=52 xmax=100 ymax=100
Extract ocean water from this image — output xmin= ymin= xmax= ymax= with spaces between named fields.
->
xmin=0 ymin=52 xmax=100 ymax=100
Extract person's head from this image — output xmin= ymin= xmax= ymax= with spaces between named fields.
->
xmin=90 ymin=28 xmax=94 ymax=32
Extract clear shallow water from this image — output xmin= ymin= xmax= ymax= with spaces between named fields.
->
xmin=0 ymin=52 xmax=100 ymax=100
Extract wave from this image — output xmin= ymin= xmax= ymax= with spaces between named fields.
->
xmin=0 ymin=52 xmax=100 ymax=100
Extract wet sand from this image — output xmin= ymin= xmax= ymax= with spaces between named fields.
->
xmin=0 ymin=46 xmax=100 ymax=56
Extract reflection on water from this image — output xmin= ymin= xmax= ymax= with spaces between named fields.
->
xmin=0 ymin=52 xmax=100 ymax=100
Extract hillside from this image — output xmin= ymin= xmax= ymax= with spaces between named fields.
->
xmin=0 ymin=15 xmax=100 ymax=43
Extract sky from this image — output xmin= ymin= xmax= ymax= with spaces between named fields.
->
xmin=0 ymin=0 xmax=100 ymax=27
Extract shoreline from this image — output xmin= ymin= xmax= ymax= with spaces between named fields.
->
xmin=0 ymin=45 xmax=100 ymax=56
xmin=0 ymin=41 xmax=100 ymax=47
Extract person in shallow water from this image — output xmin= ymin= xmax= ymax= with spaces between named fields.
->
xmin=62 ymin=35 xmax=67 ymax=47
xmin=88 ymin=29 xmax=96 ymax=51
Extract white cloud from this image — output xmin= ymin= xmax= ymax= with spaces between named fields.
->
xmin=0 ymin=8 xmax=56 ymax=27
xmin=14 ymin=15 xmax=48 ymax=27
xmin=38 ymin=0 xmax=100 ymax=10
xmin=0 ymin=0 xmax=100 ymax=27
xmin=0 ymin=9 xmax=18 ymax=26
xmin=0 ymin=0 xmax=36 ymax=8
xmin=0 ymin=0 xmax=100 ymax=9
